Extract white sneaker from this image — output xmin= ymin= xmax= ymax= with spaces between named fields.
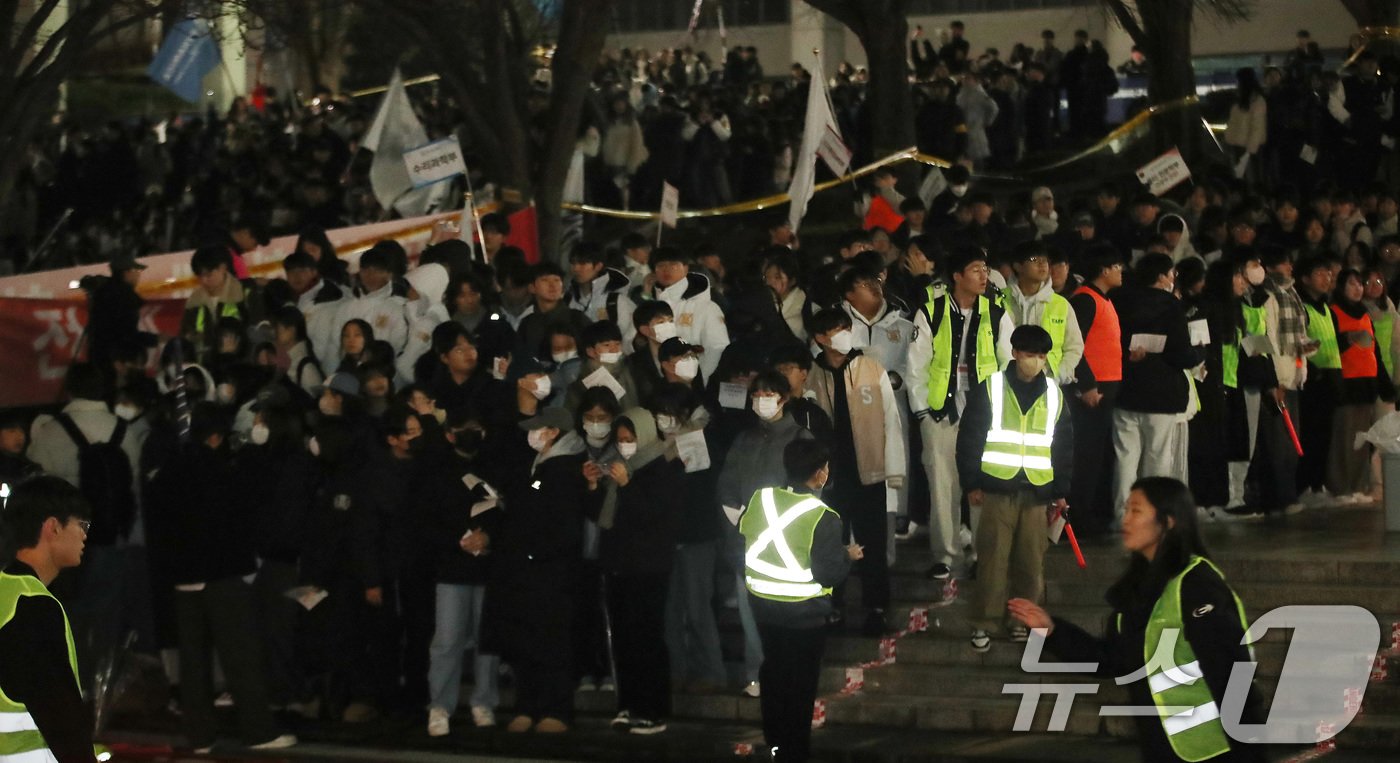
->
xmin=470 ymin=706 xmax=495 ymax=728
xmin=213 ymin=692 xmax=234 ymax=708
xmin=428 ymin=707 xmax=450 ymax=737
xmin=1284 ymin=502 xmax=1306 ymax=515
xmin=742 ymin=681 xmax=761 ymax=698
xmin=578 ymin=676 xmax=598 ymax=692
xmin=970 ymin=629 xmax=991 ymax=653
xmin=1196 ymin=506 xmax=1218 ymax=523
xmin=599 ymin=676 xmax=616 ymax=692
xmin=249 ymin=734 xmax=298 ymax=750
xmin=894 ymin=521 xmax=921 ymax=541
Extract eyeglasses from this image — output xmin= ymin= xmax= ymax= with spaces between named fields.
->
xmin=73 ymin=519 xmax=91 ymax=534
xmin=1024 ymin=256 xmax=1049 ymax=265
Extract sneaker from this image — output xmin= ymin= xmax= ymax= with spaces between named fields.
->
xmin=249 ymin=734 xmax=298 ymax=750
xmin=970 ymin=630 xmax=991 ymax=653
xmin=428 ymin=707 xmax=450 ymax=737
xmin=862 ymin=609 xmax=889 ymax=637
xmin=894 ymin=520 xmax=921 ymax=541
xmin=742 ymin=681 xmax=761 ymax=698
xmin=1284 ymin=502 xmax=1306 ymax=515
xmin=599 ymin=676 xmax=616 ymax=692
xmin=611 ymin=710 xmax=631 ymax=732
xmin=1196 ymin=506 xmax=1218 ymax=523
xmin=926 ymin=563 xmax=952 ymax=580
xmin=1218 ymin=508 xmax=1263 ymax=522
xmin=341 ymin=701 xmax=379 ymax=723
xmin=214 ymin=691 xmax=234 ymax=708
xmin=285 ymin=698 xmax=320 ymax=720
xmin=534 ymin=717 xmax=569 ymax=733
xmin=577 ymin=676 xmax=598 ymax=692
xmin=505 ymin=715 xmax=533 ymax=733
xmin=629 ymin=718 xmax=667 ymax=735
xmin=471 ymin=706 xmax=496 ymax=728
xmin=1010 ymin=625 xmax=1029 ymax=643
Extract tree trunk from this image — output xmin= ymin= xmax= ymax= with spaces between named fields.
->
xmin=534 ymin=0 xmax=613 ymax=264
xmin=859 ymin=17 xmax=915 ymax=161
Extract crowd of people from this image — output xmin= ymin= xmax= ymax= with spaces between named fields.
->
xmin=4 ymin=17 xmax=1400 ymax=761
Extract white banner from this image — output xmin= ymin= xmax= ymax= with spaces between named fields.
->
xmin=404 ymin=136 xmax=467 ymax=189
xmin=660 ymin=182 xmax=680 ymax=229
xmin=1135 ymin=148 xmax=1192 ymax=196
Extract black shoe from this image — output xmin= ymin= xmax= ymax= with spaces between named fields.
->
xmin=926 ymin=563 xmax=952 ymax=580
xmin=862 ymin=610 xmax=889 ymax=636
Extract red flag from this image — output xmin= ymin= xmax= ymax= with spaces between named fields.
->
xmin=505 ymin=206 xmax=541 ymax=264
xmin=864 ymin=194 xmax=905 ymax=234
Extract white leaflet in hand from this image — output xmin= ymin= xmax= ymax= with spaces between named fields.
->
xmin=461 ymin=529 xmax=483 ymax=556
xmin=582 ymin=366 xmax=627 ymax=401
xmin=674 ymin=429 xmax=711 ymax=473
xmin=1047 ymin=506 xmax=1067 ymax=544
xmin=1300 ymin=144 xmax=1318 ymax=165
xmin=1129 ymin=333 xmax=1167 ymax=354
xmin=1242 ymin=333 xmax=1275 ymax=357
xmin=462 ymin=473 xmax=498 ymax=498
xmin=1187 ymin=320 xmax=1211 ymax=347
xmin=718 ymin=382 xmax=748 ymax=410
xmin=470 ymin=498 xmax=498 ymax=517
xmin=722 ymin=505 xmax=743 ymax=526
xmin=284 ymin=586 xmax=329 ymax=611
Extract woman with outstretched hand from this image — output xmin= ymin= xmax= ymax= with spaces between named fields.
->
xmin=1008 ymin=477 xmax=1266 ymax=762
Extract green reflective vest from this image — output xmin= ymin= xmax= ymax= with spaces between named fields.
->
xmin=1041 ymin=295 xmax=1071 ymax=376
xmin=1221 ymin=303 xmax=1268 ymax=390
xmin=739 ymin=487 xmax=838 ymax=603
xmin=924 ymin=291 xmax=998 ymax=411
xmin=0 ymin=572 xmax=82 ymax=760
xmin=1375 ymin=311 xmax=1396 ymax=380
xmin=979 ymin=371 xmax=1062 ymax=486
xmin=1144 ymin=556 xmax=1253 ymax=762
xmin=1303 ymin=302 xmax=1341 ymax=370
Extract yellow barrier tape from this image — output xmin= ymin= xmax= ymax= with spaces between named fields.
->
xmin=563 ymin=96 xmax=1203 ymax=221
xmin=1341 ymin=27 xmax=1398 ymax=70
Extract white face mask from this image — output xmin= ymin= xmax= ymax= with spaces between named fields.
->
xmin=583 ymin=421 xmax=612 ymax=441
xmin=249 ymin=423 xmax=270 ymax=446
xmin=530 ymin=375 xmax=552 ymax=400
xmin=1015 ymin=356 xmax=1047 ymax=377
xmin=216 ymin=383 xmax=236 ymax=404
xmin=527 ymin=428 xmax=551 ymax=452
xmin=114 ymin=404 xmax=139 ymax=421
xmin=656 ymin=414 xmax=679 ymax=434
xmin=617 ymin=441 xmax=638 ymax=459
xmin=599 ymin=351 xmax=623 ymax=365
xmin=1245 ymin=264 xmax=1266 ymax=286
xmin=308 ymin=436 xmax=321 ymax=457
xmin=828 ymin=330 xmax=854 ymax=355
xmin=552 ymin=350 xmax=578 ymax=364
xmin=752 ymin=396 xmax=781 ymax=420
xmin=951 ymin=184 xmax=969 ymax=197
xmin=673 ymin=356 xmax=699 ymax=381
xmin=651 ymin=321 xmax=678 ymax=343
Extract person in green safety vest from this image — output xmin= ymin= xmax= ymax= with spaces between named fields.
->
xmin=997 ymin=240 xmax=1087 ymax=387
xmin=956 ymin=324 xmax=1073 ymax=653
xmin=739 ymin=439 xmax=860 ymax=763
xmin=181 ymin=245 xmax=249 ymax=368
xmin=0 ymin=476 xmax=105 ymax=762
xmin=1009 ymin=477 xmax=1267 ymax=763
xmin=1294 ymin=257 xmax=1341 ymax=503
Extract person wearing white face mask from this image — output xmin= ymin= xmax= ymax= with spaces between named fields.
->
xmin=487 ymin=405 xmax=589 ymax=734
xmin=955 ymin=325 xmax=1072 ymax=653
xmin=565 ymin=321 xmax=642 ymax=411
xmin=614 ymin=247 xmax=730 ymax=380
xmin=574 ymin=387 xmax=623 ymax=692
xmin=804 ymin=309 xmax=906 ymax=637
xmin=588 ymin=407 xmax=686 ymax=735
xmin=627 ymin=302 xmax=679 ymax=405
xmin=656 ymin=339 xmax=705 ymax=403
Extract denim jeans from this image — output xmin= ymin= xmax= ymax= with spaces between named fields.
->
xmin=663 ymin=540 xmax=727 ymax=687
xmin=428 ymin=583 xmax=499 ymax=713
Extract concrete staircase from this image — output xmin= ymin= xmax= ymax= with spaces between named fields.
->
xmin=576 ymin=504 xmax=1400 ymax=755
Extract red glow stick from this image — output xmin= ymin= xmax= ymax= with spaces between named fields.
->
xmin=1064 ymin=522 xmax=1087 ymax=569
xmin=1280 ymin=403 xmax=1304 ymax=457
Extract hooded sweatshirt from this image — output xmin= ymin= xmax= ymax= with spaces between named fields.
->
xmin=1158 ymin=213 xmax=1200 ymax=264
xmin=569 ymin=267 xmax=632 ymax=323
xmin=998 ymin=278 xmax=1087 ymax=386
xmin=594 ymin=407 xmax=686 ymax=574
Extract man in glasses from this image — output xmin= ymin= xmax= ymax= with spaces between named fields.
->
xmin=997 ymin=239 xmax=1087 ymax=389
xmin=0 ymin=475 xmax=102 ymax=761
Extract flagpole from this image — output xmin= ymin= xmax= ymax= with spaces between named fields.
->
xmin=463 ymin=171 xmax=488 ymax=263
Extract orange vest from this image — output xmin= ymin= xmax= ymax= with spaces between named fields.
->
xmin=1073 ymin=285 xmax=1123 ymax=383
xmin=1333 ymin=304 xmax=1379 ymax=379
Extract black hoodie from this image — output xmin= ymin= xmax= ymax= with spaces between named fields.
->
xmin=1111 ymin=285 xmax=1203 ymax=414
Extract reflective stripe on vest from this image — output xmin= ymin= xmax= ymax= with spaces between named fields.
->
xmin=924 ymin=292 xmax=998 ymax=411
xmin=193 ymin=301 xmax=242 ymax=334
xmin=1144 ymin=556 xmax=1253 ymax=762
xmin=739 ymin=488 xmax=837 ymax=602
xmin=1303 ymin=302 xmax=1341 ymax=370
xmin=0 ymin=573 xmax=80 ymax=762
xmin=1376 ymin=311 xmax=1396 ymax=379
xmin=1073 ymin=286 xmax=1122 ymax=382
xmin=980 ymin=371 xmax=1061 ymax=485
xmin=1041 ymin=295 xmax=1070 ymax=376
xmin=1333 ymin=305 xmax=1379 ymax=380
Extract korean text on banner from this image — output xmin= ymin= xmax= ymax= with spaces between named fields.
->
xmin=147 ymin=18 xmax=221 ymax=103
xmin=1135 ymin=148 xmax=1192 ymax=196
xmin=817 ymin=126 xmax=853 ymax=177
xmin=660 ymin=182 xmax=681 ymax=229
xmin=404 ymin=137 xmax=467 ymax=189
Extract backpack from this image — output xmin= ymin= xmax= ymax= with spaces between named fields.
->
xmin=54 ymin=414 xmax=135 ymax=546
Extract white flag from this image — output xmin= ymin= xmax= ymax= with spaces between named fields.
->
xmin=660 ymin=182 xmax=680 ymax=228
xmin=364 ymin=68 xmax=435 ymax=218
xmin=787 ymin=52 xmax=844 ymax=232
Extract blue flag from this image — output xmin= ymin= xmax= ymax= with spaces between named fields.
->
xmin=147 ymin=18 xmax=220 ymax=102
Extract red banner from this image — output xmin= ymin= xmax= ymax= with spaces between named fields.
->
xmin=0 ymin=297 xmax=184 ymax=407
